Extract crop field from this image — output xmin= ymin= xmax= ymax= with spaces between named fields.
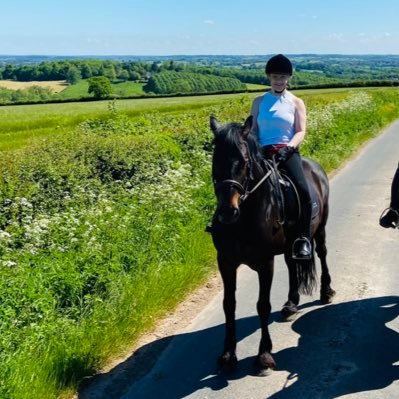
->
xmin=0 ymin=79 xmax=68 ymax=92
xmin=0 ymin=87 xmax=399 ymax=399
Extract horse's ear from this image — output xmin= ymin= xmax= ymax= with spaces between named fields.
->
xmin=242 ymin=115 xmax=253 ymax=139
xmin=210 ymin=116 xmax=221 ymax=135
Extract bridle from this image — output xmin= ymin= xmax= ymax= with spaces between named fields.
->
xmin=213 ymin=141 xmax=275 ymax=203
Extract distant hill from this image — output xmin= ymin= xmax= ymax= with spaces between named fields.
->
xmin=2 ymin=54 xmax=399 ymax=67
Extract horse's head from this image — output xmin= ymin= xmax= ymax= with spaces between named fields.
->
xmin=210 ymin=115 xmax=260 ymax=224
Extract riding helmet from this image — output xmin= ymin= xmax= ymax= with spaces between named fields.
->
xmin=265 ymin=54 xmax=293 ymax=75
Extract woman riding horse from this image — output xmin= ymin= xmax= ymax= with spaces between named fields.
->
xmin=209 ymin=115 xmax=335 ymax=375
xmin=250 ymin=54 xmax=312 ymax=260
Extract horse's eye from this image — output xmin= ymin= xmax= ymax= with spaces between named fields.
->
xmin=233 ymin=159 xmax=245 ymax=172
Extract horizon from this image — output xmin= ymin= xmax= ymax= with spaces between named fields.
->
xmin=2 ymin=53 xmax=399 ymax=58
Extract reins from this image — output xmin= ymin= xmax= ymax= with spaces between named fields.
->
xmin=214 ymin=157 xmax=276 ymax=203
xmin=240 ymin=168 xmax=273 ymax=202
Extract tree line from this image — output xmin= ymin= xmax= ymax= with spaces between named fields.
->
xmin=2 ymin=58 xmax=398 ymax=87
xmin=1 ymin=56 xmax=399 ymax=104
xmin=0 ymin=60 xmax=149 ymax=84
xmin=0 ymin=59 xmax=190 ymax=84
xmin=143 ymin=71 xmax=246 ymax=95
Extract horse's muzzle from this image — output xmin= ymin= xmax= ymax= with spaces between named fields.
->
xmin=217 ymin=206 xmax=240 ymax=224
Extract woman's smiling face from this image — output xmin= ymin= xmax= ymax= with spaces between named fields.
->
xmin=268 ymin=73 xmax=290 ymax=93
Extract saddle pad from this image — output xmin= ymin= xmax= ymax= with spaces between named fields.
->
xmin=279 ymin=173 xmax=319 ymax=226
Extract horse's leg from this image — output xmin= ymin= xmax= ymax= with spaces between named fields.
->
xmin=217 ymin=254 xmax=239 ymax=372
xmin=314 ymin=226 xmax=336 ymax=304
xmin=281 ymin=251 xmax=301 ymax=320
xmin=255 ymin=257 xmax=276 ymax=375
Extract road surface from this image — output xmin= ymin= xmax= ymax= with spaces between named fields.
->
xmin=113 ymin=121 xmax=399 ymax=399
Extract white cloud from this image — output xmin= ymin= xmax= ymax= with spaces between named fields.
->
xmin=203 ymin=20 xmax=215 ymax=25
xmin=323 ymin=33 xmax=346 ymax=42
xmin=86 ymin=38 xmax=103 ymax=44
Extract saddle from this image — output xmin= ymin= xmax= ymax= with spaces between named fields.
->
xmin=266 ymin=160 xmax=319 ymax=228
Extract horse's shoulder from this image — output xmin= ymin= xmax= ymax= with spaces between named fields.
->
xmin=301 ymin=156 xmax=328 ymax=184
xmin=301 ymin=156 xmax=321 ymax=170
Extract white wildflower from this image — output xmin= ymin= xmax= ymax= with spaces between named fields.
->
xmin=1 ymin=260 xmax=17 ymax=267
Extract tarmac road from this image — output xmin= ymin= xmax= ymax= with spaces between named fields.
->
xmin=122 ymin=120 xmax=399 ymax=399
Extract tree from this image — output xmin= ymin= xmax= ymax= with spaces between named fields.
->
xmin=87 ymin=76 xmax=112 ymax=98
xmin=117 ymin=70 xmax=129 ymax=81
xmin=66 ymin=66 xmax=81 ymax=84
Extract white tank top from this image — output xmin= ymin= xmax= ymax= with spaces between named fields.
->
xmin=257 ymin=91 xmax=295 ymax=147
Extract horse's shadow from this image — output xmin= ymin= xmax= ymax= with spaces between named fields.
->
xmin=270 ymin=295 xmax=399 ymax=399
xmin=78 ymin=296 xmax=399 ymax=399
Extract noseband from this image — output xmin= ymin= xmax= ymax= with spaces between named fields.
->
xmin=214 ymin=170 xmax=273 ymax=203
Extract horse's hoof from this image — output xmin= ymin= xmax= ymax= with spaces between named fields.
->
xmin=257 ymin=367 xmax=274 ymax=377
xmin=281 ymin=301 xmax=299 ymax=321
xmin=217 ymin=352 xmax=238 ymax=373
xmin=320 ymin=288 xmax=336 ymax=304
xmin=255 ymin=353 xmax=275 ymax=377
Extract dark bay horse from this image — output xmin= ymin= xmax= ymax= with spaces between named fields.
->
xmin=209 ymin=115 xmax=335 ymax=375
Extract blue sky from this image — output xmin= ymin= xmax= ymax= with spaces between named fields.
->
xmin=1 ymin=0 xmax=399 ymax=55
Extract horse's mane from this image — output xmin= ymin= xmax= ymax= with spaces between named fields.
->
xmin=213 ymin=122 xmax=264 ymax=171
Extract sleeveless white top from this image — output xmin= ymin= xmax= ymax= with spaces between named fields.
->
xmin=257 ymin=91 xmax=295 ymax=146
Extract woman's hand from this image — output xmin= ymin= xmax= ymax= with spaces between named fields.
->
xmin=277 ymin=146 xmax=295 ymax=163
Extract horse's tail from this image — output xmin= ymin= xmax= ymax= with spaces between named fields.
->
xmin=296 ymin=257 xmax=317 ymax=296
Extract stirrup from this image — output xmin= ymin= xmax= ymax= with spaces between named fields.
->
xmin=292 ymin=237 xmax=312 ymax=260
xmin=379 ymin=207 xmax=399 ymax=229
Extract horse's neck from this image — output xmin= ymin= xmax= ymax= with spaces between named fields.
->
xmin=243 ymin=164 xmax=281 ymax=224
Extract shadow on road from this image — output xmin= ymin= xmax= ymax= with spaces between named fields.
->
xmin=270 ymin=296 xmax=399 ymax=399
xmin=78 ymin=296 xmax=399 ymax=399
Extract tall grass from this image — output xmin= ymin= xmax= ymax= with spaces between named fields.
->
xmin=0 ymin=88 xmax=398 ymax=398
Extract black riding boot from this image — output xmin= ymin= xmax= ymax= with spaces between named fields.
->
xmin=293 ymin=195 xmax=313 ymax=259
xmin=282 ymin=150 xmax=313 ymax=260
xmin=292 ymin=236 xmax=312 ymax=259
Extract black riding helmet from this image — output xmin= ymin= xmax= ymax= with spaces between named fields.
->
xmin=265 ymin=54 xmax=293 ymax=75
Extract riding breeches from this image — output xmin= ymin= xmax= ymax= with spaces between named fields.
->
xmin=281 ymin=149 xmax=312 ymax=238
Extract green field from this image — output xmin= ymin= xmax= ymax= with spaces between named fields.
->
xmin=0 ymin=86 xmax=382 ymax=151
xmin=246 ymin=83 xmax=268 ymax=91
xmin=58 ymin=80 xmax=146 ymax=100
xmin=0 ymin=92 xmax=249 ymax=150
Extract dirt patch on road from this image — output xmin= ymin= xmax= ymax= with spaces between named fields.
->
xmin=76 ymin=271 xmax=222 ymax=399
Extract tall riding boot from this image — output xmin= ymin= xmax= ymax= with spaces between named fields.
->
xmin=292 ymin=199 xmax=312 ymax=259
